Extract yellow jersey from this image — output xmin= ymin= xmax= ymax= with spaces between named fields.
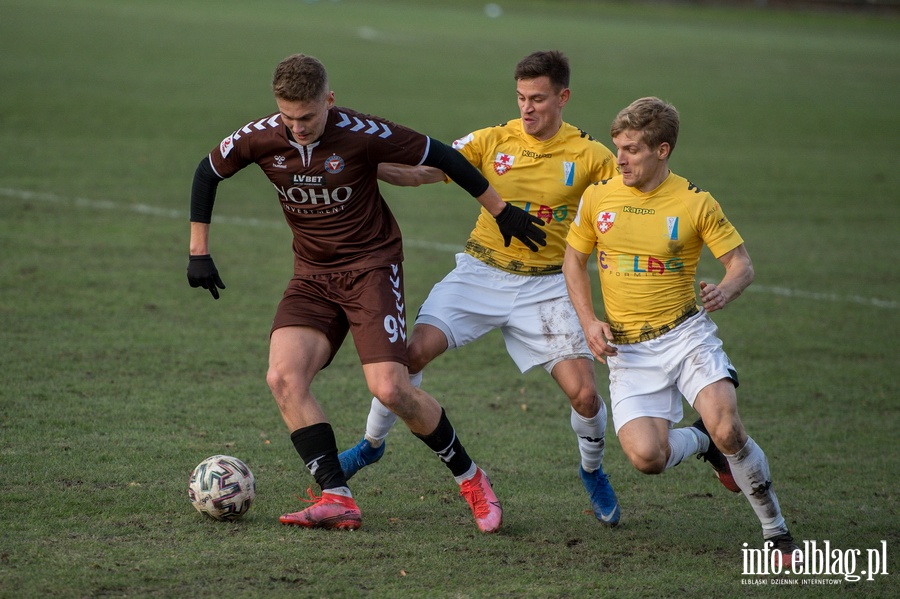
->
xmin=453 ymin=118 xmax=616 ymax=275
xmin=567 ymin=172 xmax=744 ymax=343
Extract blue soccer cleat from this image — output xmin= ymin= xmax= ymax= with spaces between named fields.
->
xmin=579 ymin=465 xmax=621 ymax=527
xmin=338 ymin=437 xmax=386 ymax=480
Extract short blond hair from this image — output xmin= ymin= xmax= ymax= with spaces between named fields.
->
xmin=610 ymin=97 xmax=679 ymax=153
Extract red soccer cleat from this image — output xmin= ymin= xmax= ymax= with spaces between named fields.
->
xmin=459 ymin=468 xmax=503 ymax=533
xmin=279 ymin=489 xmax=361 ymax=530
xmin=769 ymin=532 xmax=803 ymax=571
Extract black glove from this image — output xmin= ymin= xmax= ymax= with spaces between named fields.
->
xmin=187 ymin=254 xmax=226 ymax=300
xmin=494 ymin=203 xmax=547 ymax=252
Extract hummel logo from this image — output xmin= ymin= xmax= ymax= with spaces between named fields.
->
xmin=232 ymin=114 xmax=281 ymax=142
xmin=335 ymin=112 xmax=393 ymax=138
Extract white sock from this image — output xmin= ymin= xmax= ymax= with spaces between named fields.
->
xmin=453 ymin=462 xmax=478 ymax=486
xmin=409 ymin=370 xmax=423 ymax=389
xmin=571 ymin=402 xmax=606 ymax=472
xmin=665 ymin=427 xmax=705 ymax=470
xmin=324 ymin=486 xmax=352 ymax=498
xmin=726 ymin=437 xmax=787 ymax=538
xmin=363 ymin=371 xmax=421 ymax=446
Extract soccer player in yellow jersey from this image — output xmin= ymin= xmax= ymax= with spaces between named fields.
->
xmin=339 ymin=51 xmax=622 ymax=526
xmin=564 ymin=97 xmax=801 ymax=565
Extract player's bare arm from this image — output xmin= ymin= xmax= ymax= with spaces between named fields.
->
xmin=699 ymin=244 xmax=754 ymax=312
xmin=189 ymin=221 xmax=211 ymax=256
xmin=377 ymin=163 xmax=445 ymax=187
xmin=562 ymin=244 xmax=618 ymax=363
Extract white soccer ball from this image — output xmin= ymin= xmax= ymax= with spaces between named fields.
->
xmin=188 ymin=455 xmax=256 ymax=521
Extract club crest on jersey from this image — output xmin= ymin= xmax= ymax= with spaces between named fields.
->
xmin=596 ymin=211 xmax=616 ymax=234
xmin=219 ymin=135 xmax=235 ymax=159
xmin=494 ymin=152 xmax=514 ymax=176
xmin=324 ymin=155 xmax=345 ymax=174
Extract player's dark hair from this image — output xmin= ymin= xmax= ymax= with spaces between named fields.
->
xmin=514 ymin=50 xmax=570 ymax=91
xmin=610 ymin=97 xmax=680 ymax=154
xmin=272 ymin=54 xmax=329 ymax=102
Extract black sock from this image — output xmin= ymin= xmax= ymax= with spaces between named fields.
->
xmin=290 ymin=423 xmax=348 ymax=492
xmin=414 ymin=409 xmax=473 ymax=478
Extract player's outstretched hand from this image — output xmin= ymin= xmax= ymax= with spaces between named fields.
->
xmin=494 ymin=203 xmax=547 ymax=252
xmin=187 ymin=254 xmax=226 ymax=300
xmin=699 ymin=280 xmax=726 ymax=313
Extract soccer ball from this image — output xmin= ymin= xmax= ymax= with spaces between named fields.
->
xmin=188 ymin=455 xmax=256 ymax=521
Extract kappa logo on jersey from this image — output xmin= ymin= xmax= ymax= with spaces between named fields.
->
xmin=335 ymin=111 xmax=393 ymax=138
xmin=219 ymin=135 xmax=235 ymax=159
xmin=324 ymin=155 xmax=345 ymax=174
xmin=597 ymin=211 xmax=616 ymax=234
xmin=494 ymin=153 xmax=514 ymax=175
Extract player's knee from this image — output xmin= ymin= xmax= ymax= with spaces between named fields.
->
xmin=708 ymin=418 xmax=747 ymax=454
xmin=406 ymin=326 xmax=446 ymax=374
xmin=569 ymin=388 xmax=600 ymax=417
xmin=367 ymin=379 xmax=405 ymax=409
xmin=407 ymin=352 xmax=429 ymax=376
xmin=407 ymin=342 xmax=438 ymax=375
xmin=624 ymin=447 xmax=666 ymax=475
xmin=265 ymin=365 xmax=288 ymax=395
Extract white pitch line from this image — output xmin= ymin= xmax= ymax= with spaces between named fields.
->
xmin=3 ymin=186 xmax=896 ymax=310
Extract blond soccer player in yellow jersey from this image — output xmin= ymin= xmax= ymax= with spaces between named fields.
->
xmin=564 ymin=96 xmax=802 ymax=565
xmin=338 ymin=50 xmax=622 ymax=526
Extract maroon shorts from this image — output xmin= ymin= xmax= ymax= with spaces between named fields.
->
xmin=271 ymin=265 xmax=410 ymax=368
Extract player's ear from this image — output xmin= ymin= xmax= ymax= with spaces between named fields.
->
xmin=657 ymin=142 xmax=671 ymax=160
xmin=559 ymin=87 xmax=571 ymax=107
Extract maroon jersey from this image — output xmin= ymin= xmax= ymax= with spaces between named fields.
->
xmin=208 ymin=106 xmax=430 ymax=275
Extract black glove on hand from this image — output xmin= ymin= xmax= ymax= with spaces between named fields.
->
xmin=494 ymin=203 xmax=547 ymax=252
xmin=187 ymin=254 xmax=226 ymax=300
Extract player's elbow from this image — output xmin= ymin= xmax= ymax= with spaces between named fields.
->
xmin=562 ymin=245 xmax=587 ymax=275
xmin=742 ymin=255 xmax=755 ymax=287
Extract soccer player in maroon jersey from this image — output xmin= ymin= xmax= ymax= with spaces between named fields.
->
xmin=186 ymin=53 xmax=546 ymax=532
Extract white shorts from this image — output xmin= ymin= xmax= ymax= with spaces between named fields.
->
xmin=607 ymin=310 xmax=738 ymax=433
xmin=416 ymin=253 xmax=592 ymax=373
